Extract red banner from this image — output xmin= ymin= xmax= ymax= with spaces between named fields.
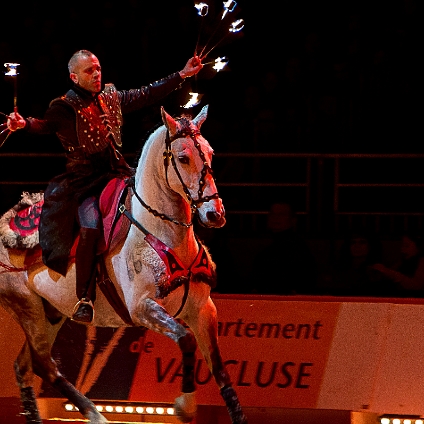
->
xmin=129 ymin=298 xmax=341 ymax=408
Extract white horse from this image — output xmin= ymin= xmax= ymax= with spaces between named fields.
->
xmin=0 ymin=105 xmax=248 ymax=424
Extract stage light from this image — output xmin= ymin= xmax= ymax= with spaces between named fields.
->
xmin=62 ymin=401 xmax=176 ymax=416
xmin=379 ymin=415 xmax=424 ymax=424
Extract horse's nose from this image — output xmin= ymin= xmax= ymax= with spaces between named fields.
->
xmin=206 ymin=209 xmax=225 ymax=223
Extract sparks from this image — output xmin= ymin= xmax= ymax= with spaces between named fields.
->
xmin=182 ymin=92 xmax=203 ymax=109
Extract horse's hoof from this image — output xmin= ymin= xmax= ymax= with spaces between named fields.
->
xmin=174 ymin=392 xmax=196 ymax=423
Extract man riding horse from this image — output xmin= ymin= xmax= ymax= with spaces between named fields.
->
xmin=7 ymin=49 xmax=203 ymax=324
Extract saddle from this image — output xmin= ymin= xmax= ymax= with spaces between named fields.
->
xmin=98 ymin=177 xmax=132 ymax=253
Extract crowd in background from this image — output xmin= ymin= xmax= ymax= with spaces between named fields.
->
xmin=200 ymin=202 xmax=424 ymax=298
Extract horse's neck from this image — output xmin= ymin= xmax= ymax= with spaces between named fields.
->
xmin=133 ymin=152 xmax=197 ymax=264
xmin=132 ymin=191 xmax=198 ymax=264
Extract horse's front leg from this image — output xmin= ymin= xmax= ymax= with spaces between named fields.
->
xmin=174 ymin=323 xmax=197 ymax=423
xmin=138 ymin=298 xmax=197 ymax=423
xmin=184 ymin=297 xmax=248 ymax=424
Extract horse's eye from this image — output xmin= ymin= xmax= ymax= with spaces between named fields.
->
xmin=178 ymin=156 xmax=190 ymax=165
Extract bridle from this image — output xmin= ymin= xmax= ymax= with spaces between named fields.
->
xmin=158 ymin=117 xmax=219 ymax=226
xmin=123 ymin=117 xmax=220 ymax=230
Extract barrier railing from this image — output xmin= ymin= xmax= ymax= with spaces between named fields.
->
xmin=1 ymin=152 xmax=424 ymax=236
xmin=214 ymin=152 xmax=424 ymax=236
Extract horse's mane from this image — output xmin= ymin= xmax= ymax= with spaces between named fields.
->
xmin=132 ymin=112 xmax=195 ymax=167
xmin=132 ymin=120 xmax=163 ymax=167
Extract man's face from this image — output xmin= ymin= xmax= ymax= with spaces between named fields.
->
xmin=70 ymin=54 xmax=102 ymax=93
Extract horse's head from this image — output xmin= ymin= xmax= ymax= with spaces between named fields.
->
xmin=161 ymin=105 xmax=226 ymax=228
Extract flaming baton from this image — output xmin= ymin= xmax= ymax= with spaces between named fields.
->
xmin=194 ymin=2 xmax=209 ymax=56
xmin=197 ymin=0 xmax=240 ymax=59
xmin=5 ymin=63 xmax=20 ymax=112
xmin=208 ymin=56 xmax=229 ymax=71
xmin=183 ymin=2 xmax=244 ymax=109
xmin=0 ymin=62 xmax=20 ymax=147
xmin=200 ymin=18 xmax=244 ymax=59
xmin=182 ymin=92 xmax=204 ymax=109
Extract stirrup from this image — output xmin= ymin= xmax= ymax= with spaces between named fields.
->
xmin=71 ymin=298 xmax=94 ymax=324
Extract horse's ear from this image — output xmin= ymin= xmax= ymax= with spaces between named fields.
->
xmin=161 ymin=106 xmax=178 ymax=135
xmin=192 ymin=104 xmax=209 ymax=129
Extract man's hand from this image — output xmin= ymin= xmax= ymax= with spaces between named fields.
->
xmin=179 ymin=55 xmax=204 ymax=79
xmin=7 ymin=111 xmax=26 ymax=131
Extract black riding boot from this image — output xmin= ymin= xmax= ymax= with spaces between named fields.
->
xmin=71 ymin=228 xmax=101 ymax=324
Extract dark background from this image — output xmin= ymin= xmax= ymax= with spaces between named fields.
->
xmin=0 ymin=1 xmax=422 ymax=295
xmin=0 ymin=0 xmax=420 ymax=156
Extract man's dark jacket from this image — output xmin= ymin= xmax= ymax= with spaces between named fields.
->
xmin=24 ymin=73 xmax=184 ymax=275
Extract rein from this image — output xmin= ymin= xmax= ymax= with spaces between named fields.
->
xmin=129 ymin=178 xmax=192 ymax=228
